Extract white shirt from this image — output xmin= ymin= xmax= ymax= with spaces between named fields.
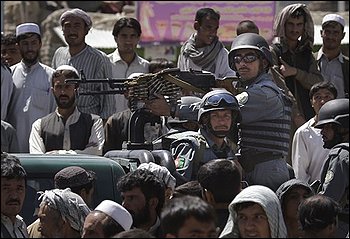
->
xmin=1 ymin=213 xmax=29 ymax=238
xmin=108 ymin=49 xmax=149 ymax=113
xmin=317 ymin=48 xmax=346 ymax=98
xmin=1 ymin=65 xmax=13 ymax=120
xmin=7 ymin=61 xmax=56 ymax=152
xmin=177 ymin=47 xmax=236 ymax=79
xmin=29 ymin=107 xmax=105 ymax=155
xmin=291 ymin=117 xmax=330 ymax=183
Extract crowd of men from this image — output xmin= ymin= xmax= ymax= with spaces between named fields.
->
xmin=1 ymin=3 xmax=349 ymax=238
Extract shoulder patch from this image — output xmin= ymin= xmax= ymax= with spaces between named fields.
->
xmin=236 ymin=92 xmax=249 ymax=105
xmin=324 ymin=170 xmax=334 ymax=184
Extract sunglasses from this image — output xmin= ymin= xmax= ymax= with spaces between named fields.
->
xmin=233 ymin=54 xmax=259 ymax=64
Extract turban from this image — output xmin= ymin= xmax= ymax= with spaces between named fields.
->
xmin=60 ymin=8 xmax=92 ymax=30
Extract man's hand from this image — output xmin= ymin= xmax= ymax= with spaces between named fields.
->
xmin=279 ymin=57 xmax=297 ymax=77
xmin=144 ymin=93 xmax=171 ymax=116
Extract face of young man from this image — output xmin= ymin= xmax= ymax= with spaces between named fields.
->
xmin=283 ymin=186 xmax=312 ymax=221
xmin=285 ymin=16 xmax=305 ymax=42
xmin=236 ymin=203 xmax=271 ymax=238
xmin=195 ymin=16 xmax=219 ymax=48
xmin=1 ymin=178 xmax=26 ymax=220
xmin=234 ymin=49 xmax=262 ymax=82
xmin=171 ymin=216 xmax=218 ymax=238
xmin=115 ymin=27 xmax=140 ymax=55
xmin=18 ymin=34 xmax=41 ymax=65
xmin=121 ymin=187 xmax=151 ymax=227
xmin=52 ymin=76 xmax=76 ymax=109
xmin=311 ymin=89 xmax=336 ymax=115
xmin=321 ymin=22 xmax=345 ymax=51
xmin=62 ymin=16 xmax=88 ymax=48
xmin=1 ymin=43 xmax=22 ymax=66
xmin=209 ymin=109 xmax=232 ymax=135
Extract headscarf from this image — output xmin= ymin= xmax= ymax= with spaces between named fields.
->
xmin=60 ymin=8 xmax=92 ymax=30
xmin=38 ymin=188 xmax=91 ymax=234
xmin=138 ymin=162 xmax=176 ymax=191
xmin=273 ymin=3 xmax=314 ymax=51
xmin=220 ymin=185 xmax=287 ymax=238
xmin=181 ymin=33 xmax=224 ymax=73
xmin=276 ymin=178 xmax=314 ymax=207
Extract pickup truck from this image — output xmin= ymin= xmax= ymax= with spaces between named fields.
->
xmin=14 ymin=153 xmax=126 ymax=226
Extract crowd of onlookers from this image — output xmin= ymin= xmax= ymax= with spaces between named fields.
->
xmin=1 ymin=3 xmax=349 ymax=238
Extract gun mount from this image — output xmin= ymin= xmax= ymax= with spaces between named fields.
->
xmin=65 ymin=68 xmax=218 ymax=111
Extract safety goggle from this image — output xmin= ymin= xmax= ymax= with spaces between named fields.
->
xmin=204 ymin=93 xmax=236 ymax=108
xmin=233 ymin=54 xmax=259 ymax=64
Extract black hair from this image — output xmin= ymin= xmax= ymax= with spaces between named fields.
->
xmin=309 ymin=81 xmax=338 ymax=99
xmin=1 ymin=153 xmax=27 ymax=184
xmin=16 ymin=33 xmax=41 ymax=43
xmin=197 ymin=159 xmax=241 ymax=203
xmin=149 ymin=58 xmax=175 ymax=74
xmin=1 ymin=33 xmax=17 ymax=45
xmin=299 ymin=194 xmax=340 ymax=230
xmin=117 ymin=169 xmax=165 ymax=215
xmin=112 ymin=17 xmax=142 ymax=37
xmin=236 ymin=20 xmax=259 ymax=35
xmin=195 ymin=8 xmax=220 ymax=24
xmin=161 ymin=195 xmax=217 ymax=236
xmin=172 ymin=180 xmax=203 ymax=199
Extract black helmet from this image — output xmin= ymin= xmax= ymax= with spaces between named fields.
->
xmin=315 ymin=98 xmax=349 ymax=129
xmin=198 ymin=89 xmax=241 ymax=123
xmin=228 ymin=33 xmax=272 ymax=71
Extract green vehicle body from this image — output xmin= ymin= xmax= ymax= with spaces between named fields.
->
xmin=13 ymin=153 xmax=126 ymax=226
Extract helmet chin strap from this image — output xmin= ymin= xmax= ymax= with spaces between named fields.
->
xmin=205 ymin=124 xmax=230 ymax=138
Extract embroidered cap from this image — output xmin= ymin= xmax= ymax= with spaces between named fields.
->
xmin=54 ymin=166 xmax=96 ymax=189
xmin=322 ymin=14 xmax=345 ymax=28
xmin=16 ymin=23 xmax=41 ymax=37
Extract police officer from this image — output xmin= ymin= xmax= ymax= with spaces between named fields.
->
xmin=170 ymin=89 xmax=241 ymax=183
xmin=314 ymin=98 xmax=349 ymax=238
xmin=228 ymin=33 xmax=292 ymax=191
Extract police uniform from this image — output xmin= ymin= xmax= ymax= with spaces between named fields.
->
xmin=170 ymin=128 xmax=235 ymax=182
xmin=319 ymin=142 xmax=349 ymax=237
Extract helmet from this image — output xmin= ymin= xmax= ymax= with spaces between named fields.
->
xmin=198 ymin=89 xmax=241 ymax=123
xmin=228 ymin=33 xmax=272 ymax=71
xmin=315 ymin=98 xmax=349 ymax=129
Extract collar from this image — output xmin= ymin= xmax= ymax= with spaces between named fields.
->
xmin=55 ymin=106 xmax=81 ymax=124
xmin=317 ymin=47 xmax=345 ymax=63
xmin=148 ymin=216 xmax=161 ymax=235
xmin=20 ymin=60 xmax=40 ymax=73
xmin=1 ymin=213 xmax=25 ymax=228
xmin=110 ymin=48 xmax=140 ymax=64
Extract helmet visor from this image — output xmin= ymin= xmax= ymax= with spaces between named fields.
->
xmin=204 ymin=93 xmax=236 ymax=109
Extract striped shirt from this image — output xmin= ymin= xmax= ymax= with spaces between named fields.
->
xmin=52 ymin=45 xmax=116 ymax=119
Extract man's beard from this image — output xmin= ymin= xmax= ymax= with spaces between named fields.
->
xmin=55 ymin=95 xmax=75 ymax=109
xmin=130 ymin=201 xmax=151 ymax=227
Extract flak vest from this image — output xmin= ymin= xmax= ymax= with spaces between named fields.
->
xmin=239 ymin=80 xmax=292 ymax=158
xmin=40 ymin=112 xmax=96 ymax=152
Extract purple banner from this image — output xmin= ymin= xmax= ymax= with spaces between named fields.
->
xmin=137 ymin=1 xmax=276 ymax=44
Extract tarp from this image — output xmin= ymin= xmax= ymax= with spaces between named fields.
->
xmin=136 ymin=1 xmax=276 ymax=44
